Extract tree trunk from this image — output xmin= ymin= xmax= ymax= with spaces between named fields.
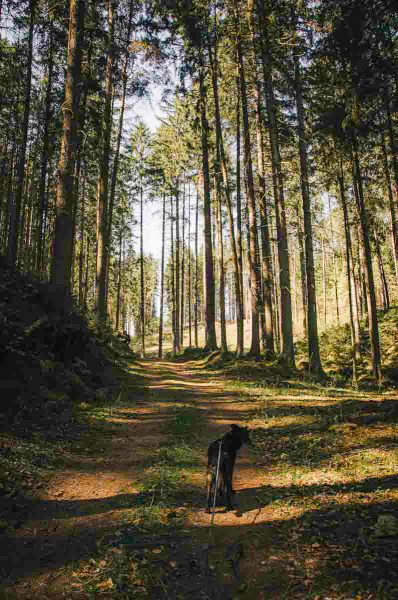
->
xmin=271 ymin=228 xmax=281 ymax=353
xmin=248 ymin=0 xmax=274 ymax=356
xmin=180 ymin=180 xmax=186 ymax=346
xmin=0 ymin=145 xmax=8 ymax=246
xmin=95 ymin=0 xmax=115 ymax=318
xmin=215 ymin=182 xmax=228 ymax=354
xmin=37 ymin=20 xmax=54 ymax=272
xmin=199 ymin=65 xmax=217 ymax=350
xmin=8 ymin=0 xmax=35 ymax=266
xmin=208 ymin=28 xmax=243 ymax=356
xmin=352 ymin=135 xmax=382 ymax=380
xmin=338 ymin=166 xmax=358 ymax=384
xmin=194 ymin=189 xmax=199 ymax=347
xmin=236 ymin=77 xmax=244 ymax=350
xmin=351 ymin=228 xmax=363 ymax=335
xmin=386 ymin=100 xmax=398 ymax=206
xmin=237 ymin=32 xmax=262 ymax=357
xmin=295 ymin=206 xmax=308 ymax=337
xmin=158 ymin=192 xmax=166 ymax=357
xmin=321 ymin=232 xmax=327 ymax=327
xmin=2 ymin=142 xmax=15 ymax=252
xmin=256 ymin=0 xmax=294 ymax=365
xmin=354 ymin=221 xmax=367 ymax=320
xmin=325 ymin=196 xmax=340 ymax=326
xmin=374 ymin=227 xmax=390 ymax=311
xmin=50 ymin=0 xmax=85 ymax=295
xmin=115 ymin=229 xmax=123 ymax=331
xmin=23 ymin=156 xmax=35 ymax=271
xmin=188 ymin=182 xmax=192 ymax=347
xmin=106 ymin=2 xmax=134 ymax=304
xmin=381 ymin=132 xmax=398 ymax=287
xmin=170 ymin=196 xmax=177 ymax=354
xmin=254 ymin=88 xmax=274 ymax=356
xmin=140 ymin=184 xmax=145 ymax=357
xmin=175 ymin=187 xmax=181 ymax=352
xmin=291 ymin=7 xmax=322 ymax=374
xmin=83 ymin=233 xmax=90 ymax=309
xmin=78 ymin=171 xmax=86 ymax=305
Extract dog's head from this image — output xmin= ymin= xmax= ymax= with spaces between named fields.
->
xmin=230 ymin=424 xmax=252 ymax=445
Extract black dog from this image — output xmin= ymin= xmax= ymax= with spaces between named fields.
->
xmin=206 ymin=424 xmax=251 ymax=513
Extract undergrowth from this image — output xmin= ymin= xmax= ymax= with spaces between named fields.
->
xmin=0 ymin=437 xmax=58 ymax=533
xmin=295 ymin=306 xmax=398 ymax=385
xmin=216 ymin=365 xmax=398 ymax=599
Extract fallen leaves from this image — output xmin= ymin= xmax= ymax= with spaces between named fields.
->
xmin=97 ymin=577 xmax=114 ymax=591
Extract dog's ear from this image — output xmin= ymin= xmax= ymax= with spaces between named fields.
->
xmin=231 ymin=424 xmax=240 ymax=431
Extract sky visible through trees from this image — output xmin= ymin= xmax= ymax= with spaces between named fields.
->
xmin=0 ymin=0 xmax=397 ymax=379
xmin=3 ymin=4 xmax=398 ymax=597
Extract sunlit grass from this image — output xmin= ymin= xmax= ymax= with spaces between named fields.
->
xmin=33 ymin=353 xmax=398 ymax=600
xmin=66 ymin=402 xmax=207 ymax=599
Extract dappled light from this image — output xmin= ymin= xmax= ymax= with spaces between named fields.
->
xmin=2 ymin=357 xmax=398 ymax=598
xmin=1 ymin=0 xmax=398 ymax=597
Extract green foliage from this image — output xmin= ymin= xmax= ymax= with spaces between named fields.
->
xmin=296 ymin=307 xmax=398 ymax=385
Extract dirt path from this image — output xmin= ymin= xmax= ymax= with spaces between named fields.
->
xmin=4 ymin=357 xmax=398 ymax=599
xmin=2 ymin=358 xmax=264 ymax=599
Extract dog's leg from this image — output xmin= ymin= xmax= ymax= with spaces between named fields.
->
xmin=224 ymin=463 xmax=234 ymax=511
xmin=231 ymin=457 xmax=236 ymax=494
xmin=205 ymin=468 xmax=214 ymax=513
xmin=218 ymin=472 xmax=225 ymax=497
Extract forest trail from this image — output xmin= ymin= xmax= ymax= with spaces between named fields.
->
xmin=2 ymin=358 xmax=266 ymax=599
xmin=4 ymin=357 xmax=398 ymax=599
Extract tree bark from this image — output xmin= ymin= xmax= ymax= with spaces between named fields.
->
xmin=37 ymin=19 xmax=54 ymax=271
xmin=291 ymin=7 xmax=322 ymax=374
xmin=374 ymin=227 xmax=390 ymax=311
xmin=106 ymin=2 xmax=134 ymax=304
xmin=83 ymin=233 xmax=90 ymax=309
xmin=180 ymin=180 xmax=186 ymax=346
xmin=295 ymin=206 xmax=308 ymax=337
xmin=95 ymin=0 xmax=115 ymax=318
xmin=175 ymin=186 xmax=181 ymax=352
xmin=115 ymin=229 xmax=123 ymax=331
xmin=50 ymin=0 xmax=85 ymax=295
xmin=170 ymin=196 xmax=177 ymax=354
xmin=78 ymin=171 xmax=86 ymax=305
xmin=386 ymin=100 xmax=398 ymax=206
xmin=188 ymin=183 xmax=192 ymax=347
xmin=2 ymin=142 xmax=15 ymax=252
xmin=256 ymin=0 xmax=294 ymax=365
xmin=254 ymin=86 xmax=274 ymax=356
xmin=237 ymin=31 xmax=263 ymax=357
xmin=215 ymin=182 xmax=228 ymax=354
xmin=194 ymin=189 xmax=199 ymax=347
xmin=199 ymin=65 xmax=217 ymax=350
xmin=158 ymin=192 xmax=166 ymax=357
xmin=321 ymin=231 xmax=327 ymax=326
xmin=381 ymin=132 xmax=398 ymax=287
xmin=338 ymin=166 xmax=358 ymax=384
xmin=8 ymin=0 xmax=35 ymax=266
xmin=352 ymin=135 xmax=382 ymax=380
xmin=236 ymin=77 xmax=244 ymax=346
xmin=209 ymin=34 xmax=243 ymax=356
xmin=140 ymin=184 xmax=145 ymax=357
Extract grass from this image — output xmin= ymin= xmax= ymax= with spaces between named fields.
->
xmin=69 ymin=403 xmax=209 ymax=599
xmin=208 ymin=366 xmax=398 ymax=599
xmin=0 ymin=436 xmax=58 ymax=532
xmin=4 ymin=319 xmax=398 ymax=599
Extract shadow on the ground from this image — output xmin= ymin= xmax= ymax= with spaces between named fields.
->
xmin=2 ymin=357 xmax=398 ymax=599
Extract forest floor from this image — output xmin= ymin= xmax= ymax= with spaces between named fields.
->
xmin=2 ymin=356 xmax=398 ymax=599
